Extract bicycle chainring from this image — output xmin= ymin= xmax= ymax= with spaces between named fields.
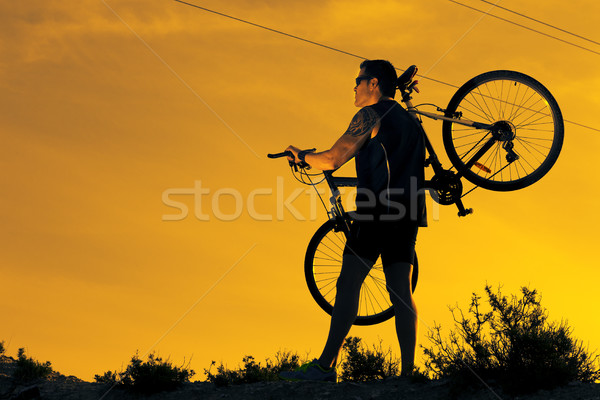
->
xmin=430 ymin=170 xmax=463 ymax=205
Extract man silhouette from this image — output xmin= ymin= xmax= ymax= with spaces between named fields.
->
xmin=281 ymin=59 xmax=426 ymax=382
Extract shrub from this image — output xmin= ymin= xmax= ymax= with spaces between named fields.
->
xmin=13 ymin=348 xmax=53 ymax=382
xmin=422 ymin=285 xmax=600 ymax=395
xmin=95 ymin=352 xmax=194 ymax=394
xmin=204 ymin=350 xmax=301 ymax=387
xmin=0 ymin=341 xmax=5 ymax=355
xmin=339 ymin=337 xmax=402 ymax=382
xmin=94 ymin=370 xmax=119 ymax=384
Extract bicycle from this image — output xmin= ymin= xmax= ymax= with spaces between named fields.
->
xmin=268 ymin=65 xmax=564 ymax=325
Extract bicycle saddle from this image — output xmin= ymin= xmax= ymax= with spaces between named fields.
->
xmin=396 ymin=65 xmax=418 ymax=91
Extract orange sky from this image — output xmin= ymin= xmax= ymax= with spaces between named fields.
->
xmin=1 ymin=0 xmax=599 ymax=381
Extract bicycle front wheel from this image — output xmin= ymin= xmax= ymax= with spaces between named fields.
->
xmin=442 ymin=70 xmax=564 ymax=191
xmin=304 ymin=218 xmax=418 ymax=326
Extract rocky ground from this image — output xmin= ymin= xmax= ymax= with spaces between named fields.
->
xmin=2 ymin=356 xmax=599 ymax=400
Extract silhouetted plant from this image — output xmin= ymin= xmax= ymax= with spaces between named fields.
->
xmin=204 ymin=350 xmax=301 ymax=387
xmin=339 ymin=337 xmax=401 ymax=382
xmin=13 ymin=348 xmax=53 ymax=382
xmin=94 ymin=352 xmax=194 ymax=394
xmin=422 ymin=285 xmax=600 ymax=395
xmin=94 ymin=370 xmax=119 ymax=384
xmin=0 ymin=341 xmax=5 ymax=355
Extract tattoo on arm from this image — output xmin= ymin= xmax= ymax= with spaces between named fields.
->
xmin=343 ymin=107 xmax=379 ymax=137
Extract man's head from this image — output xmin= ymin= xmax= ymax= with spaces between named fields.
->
xmin=354 ymin=59 xmax=398 ymax=107
xmin=359 ymin=60 xmax=398 ymax=98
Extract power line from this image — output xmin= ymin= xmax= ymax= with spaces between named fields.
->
xmin=173 ymin=0 xmax=365 ymax=60
xmin=174 ymin=0 xmax=600 ymax=133
xmin=476 ymin=0 xmax=600 ymax=46
xmin=173 ymin=0 xmax=459 ymax=90
xmin=449 ymin=0 xmax=600 ymax=56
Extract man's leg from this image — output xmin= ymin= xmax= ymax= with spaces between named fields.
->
xmin=317 ymin=254 xmax=373 ymax=369
xmin=383 ymin=262 xmax=417 ymax=375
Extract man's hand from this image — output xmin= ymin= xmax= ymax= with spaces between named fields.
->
xmin=285 ymin=145 xmax=301 ymax=164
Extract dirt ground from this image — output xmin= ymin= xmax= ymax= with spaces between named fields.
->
xmin=2 ymin=356 xmax=599 ymax=400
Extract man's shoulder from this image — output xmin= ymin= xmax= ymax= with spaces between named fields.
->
xmin=366 ymin=100 xmax=407 ymax=116
xmin=349 ymin=106 xmax=380 ymax=125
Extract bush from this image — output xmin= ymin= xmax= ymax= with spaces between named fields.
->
xmin=94 ymin=369 xmax=119 ymax=384
xmin=95 ymin=352 xmax=194 ymax=394
xmin=339 ymin=337 xmax=400 ymax=382
xmin=422 ymin=285 xmax=600 ymax=395
xmin=0 ymin=341 xmax=5 ymax=355
xmin=204 ymin=350 xmax=301 ymax=387
xmin=13 ymin=348 xmax=53 ymax=382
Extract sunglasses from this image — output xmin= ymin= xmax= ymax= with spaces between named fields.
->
xmin=355 ymin=75 xmax=373 ymax=86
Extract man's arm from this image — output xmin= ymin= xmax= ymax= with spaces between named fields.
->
xmin=286 ymin=107 xmax=380 ymax=171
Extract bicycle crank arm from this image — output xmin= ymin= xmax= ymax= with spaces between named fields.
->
xmin=455 ymin=199 xmax=473 ymax=217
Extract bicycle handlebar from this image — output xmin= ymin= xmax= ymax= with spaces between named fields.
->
xmin=267 ymin=148 xmax=316 ymax=170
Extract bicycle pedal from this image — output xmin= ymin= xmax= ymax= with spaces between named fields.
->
xmin=458 ymin=208 xmax=473 ymax=217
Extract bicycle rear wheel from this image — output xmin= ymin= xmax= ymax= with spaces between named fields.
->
xmin=304 ymin=218 xmax=418 ymax=326
xmin=442 ymin=70 xmax=564 ymax=191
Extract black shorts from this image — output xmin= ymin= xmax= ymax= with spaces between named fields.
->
xmin=342 ymin=219 xmax=419 ymax=266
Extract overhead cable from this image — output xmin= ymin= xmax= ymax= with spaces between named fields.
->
xmin=174 ymin=0 xmax=600 ymax=133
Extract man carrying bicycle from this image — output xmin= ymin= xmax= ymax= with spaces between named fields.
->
xmin=280 ymin=59 xmax=426 ymax=382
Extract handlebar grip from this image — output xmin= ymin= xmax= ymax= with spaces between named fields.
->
xmin=267 ymin=148 xmax=316 ymax=159
xmin=267 ymin=151 xmax=293 ymax=159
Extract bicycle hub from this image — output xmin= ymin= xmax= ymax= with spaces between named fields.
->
xmin=492 ymin=120 xmax=517 ymax=142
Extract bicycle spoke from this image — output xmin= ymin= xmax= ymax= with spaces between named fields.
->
xmin=462 ymin=93 xmax=495 ymax=122
xmin=360 ymin=277 xmax=387 ymax=317
xmin=324 ymin=233 xmax=346 ymax=253
xmin=318 ymin=238 xmax=343 ymax=258
xmin=313 ymin=253 xmax=340 ymax=262
xmin=368 ymin=278 xmax=392 ymax=311
xmin=516 ymin=137 xmax=552 ymax=153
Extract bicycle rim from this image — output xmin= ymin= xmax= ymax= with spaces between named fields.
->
xmin=442 ymin=70 xmax=564 ymax=191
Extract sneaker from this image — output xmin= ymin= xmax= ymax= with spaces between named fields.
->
xmin=279 ymin=359 xmax=336 ymax=382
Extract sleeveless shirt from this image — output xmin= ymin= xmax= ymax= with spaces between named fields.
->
xmin=354 ymin=99 xmax=427 ymax=225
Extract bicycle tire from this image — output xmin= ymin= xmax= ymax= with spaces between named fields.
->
xmin=442 ymin=70 xmax=564 ymax=191
xmin=304 ymin=218 xmax=418 ymax=326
